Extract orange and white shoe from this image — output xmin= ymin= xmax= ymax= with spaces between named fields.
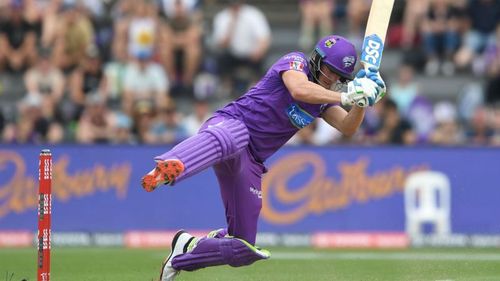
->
xmin=141 ymin=159 xmax=185 ymax=192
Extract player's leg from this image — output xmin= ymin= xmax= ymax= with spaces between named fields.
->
xmin=141 ymin=116 xmax=249 ymax=191
xmin=214 ymin=148 xmax=265 ymax=245
xmin=169 ymin=149 xmax=269 ymax=272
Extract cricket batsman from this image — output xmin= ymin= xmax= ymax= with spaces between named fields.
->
xmin=141 ymin=35 xmax=386 ymax=281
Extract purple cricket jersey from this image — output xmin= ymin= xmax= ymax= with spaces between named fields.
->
xmin=214 ymin=52 xmax=338 ymax=162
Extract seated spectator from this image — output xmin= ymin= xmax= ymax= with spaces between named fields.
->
xmin=3 ymin=95 xmax=50 ymax=143
xmin=24 ymin=47 xmax=65 ymax=119
xmin=122 ymin=51 xmax=170 ymax=115
xmin=144 ymin=100 xmax=187 ymax=144
xmin=465 ymin=105 xmax=494 ymax=145
xmin=38 ymin=0 xmax=63 ymax=47
xmin=390 ymin=64 xmax=420 ymax=117
xmin=132 ymin=100 xmax=156 ymax=143
xmin=346 ymin=0 xmax=371 ymax=45
xmin=159 ymin=0 xmax=202 ymax=89
xmin=111 ymin=111 xmax=136 ymax=144
xmin=114 ymin=0 xmax=161 ymax=66
xmin=484 ymin=24 xmax=500 ymax=104
xmin=46 ymin=122 xmax=65 ymax=144
xmin=401 ymin=0 xmax=430 ymax=48
xmin=212 ymin=0 xmax=271 ymax=95
xmin=101 ymin=40 xmax=129 ymax=109
xmin=183 ymin=97 xmax=212 ymax=136
xmin=373 ymin=99 xmax=417 ymax=145
xmin=491 ymin=105 xmax=500 ymax=146
xmin=75 ymin=94 xmax=113 ymax=144
xmin=0 ymin=0 xmax=38 ymax=73
xmin=299 ymin=0 xmax=334 ymax=51
xmin=52 ymin=1 xmax=95 ymax=72
xmin=421 ymin=0 xmax=460 ymax=76
xmin=429 ymin=101 xmax=465 ymax=145
xmin=407 ymin=95 xmax=435 ymax=143
xmin=455 ymin=0 xmax=500 ymax=73
xmin=0 ymin=109 xmax=5 ymax=138
xmin=69 ymin=45 xmax=105 ymax=119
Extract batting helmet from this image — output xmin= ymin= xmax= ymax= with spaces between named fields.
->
xmin=309 ymin=35 xmax=357 ymax=83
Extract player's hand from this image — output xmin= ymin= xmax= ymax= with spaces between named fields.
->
xmin=342 ymin=77 xmax=378 ymax=108
xmin=356 ymin=67 xmax=386 ymax=103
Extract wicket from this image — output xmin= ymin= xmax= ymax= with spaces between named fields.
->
xmin=38 ymin=149 xmax=52 ymax=281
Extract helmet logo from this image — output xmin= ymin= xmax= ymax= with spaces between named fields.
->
xmin=342 ymin=56 xmax=356 ymax=68
xmin=324 ymin=38 xmax=336 ymax=48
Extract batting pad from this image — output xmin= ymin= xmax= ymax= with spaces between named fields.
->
xmin=171 ymin=237 xmax=270 ymax=271
xmin=155 ymin=118 xmax=249 ymax=182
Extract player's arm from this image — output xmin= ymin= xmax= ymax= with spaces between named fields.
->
xmin=321 ymin=105 xmax=365 ymax=137
xmin=282 ymin=70 xmax=342 ymax=104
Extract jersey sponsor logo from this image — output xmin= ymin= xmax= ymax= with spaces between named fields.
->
xmin=289 ymin=60 xmax=305 ymax=71
xmin=361 ymin=34 xmax=384 ymax=68
xmin=286 ymin=103 xmax=314 ymax=129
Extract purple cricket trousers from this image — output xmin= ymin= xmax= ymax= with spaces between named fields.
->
xmin=155 ymin=115 xmax=265 ymax=245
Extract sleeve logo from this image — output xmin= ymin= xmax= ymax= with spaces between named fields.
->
xmin=289 ymin=60 xmax=305 ymax=71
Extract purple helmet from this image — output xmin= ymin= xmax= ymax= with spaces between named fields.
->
xmin=309 ymin=35 xmax=357 ymax=83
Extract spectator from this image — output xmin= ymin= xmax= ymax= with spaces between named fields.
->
xmin=111 ymin=112 xmax=136 ymax=144
xmin=3 ymin=95 xmax=50 ymax=143
xmin=212 ymin=0 xmax=271 ymax=95
xmin=465 ymin=105 xmax=494 ymax=145
xmin=373 ymin=98 xmax=417 ymax=145
xmin=52 ymin=1 xmax=95 ymax=72
xmin=184 ymin=98 xmax=212 ymax=137
xmin=298 ymin=0 xmax=334 ymax=51
xmin=390 ymin=63 xmax=420 ymax=116
xmin=133 ymin=100 xmax=156 ymax=143
xmin=455 ymin=0 xmax=500 ymax=73
xmin=101 ymin=38 xmax=129 ymax=109
xmin=491 ymin=104 xmax=500 ymax=145
xmin=0 ymin=109 xmax=5 ymax=137
xmin=46 ymin=121 xmax=65 ymax=144
xmin=346 ymin=0 xmax=371 ymax=45
xmin=0 ymin=0 xmax=38 ymax=73
xmin=429 ymin=101 xmax=465 ymax=145
xmin=159 ymin=0 xmax=202 ymax=89
xmin=110 ymin=0 xmax=136 ymax=58
xmin=144 ymin=100 xmax=188 ymax=144
xmin=38 ymin=0 xmax=63 ymax=47
xmin=75 ymin=94 xmax=113 ymax=144
xmin=24 ymin=47 xmax=65 ymax=119
xmin=69 ymin=45 xmax=105 ymax=118
xmin=421 ymin=0 xmax=460 ymax=76
xmin=401 ymin=0 xmax=430 ymax=48
xmin=122 ymin=51 xmax=170 ymax=115
xmin=114 ymin=0 xmax=161 ymax=66
xmin=484 ymin=24 xmax=500 ymax=104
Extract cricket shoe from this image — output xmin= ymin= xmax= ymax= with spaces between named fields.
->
xmin=159 ymin=230 xmax=195 ymax=281
xmin=141 ymin=159 xmax=185 ymax=192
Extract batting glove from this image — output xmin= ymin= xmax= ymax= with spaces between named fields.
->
xmin=356 ymin=67 xmax=386 ymax=103
xmin=341 ymin=77 xmax=378 ymax=108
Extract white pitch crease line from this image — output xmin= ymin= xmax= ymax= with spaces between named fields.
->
xmin=270 ymin=252 xmax=500 ymax=261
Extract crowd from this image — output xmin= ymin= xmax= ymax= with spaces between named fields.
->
xmin=0 ymin=0 xmax=499 ymax=146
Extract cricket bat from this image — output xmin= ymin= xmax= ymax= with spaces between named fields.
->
xmin=360 ymin=0 xmax=395 ymax=70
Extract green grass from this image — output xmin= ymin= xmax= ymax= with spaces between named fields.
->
xmin=2 ymin=247 xmax=500 ymax=281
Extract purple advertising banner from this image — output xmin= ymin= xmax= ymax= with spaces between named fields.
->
xmin=1 ymin=145 xmax=499 ymax=234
